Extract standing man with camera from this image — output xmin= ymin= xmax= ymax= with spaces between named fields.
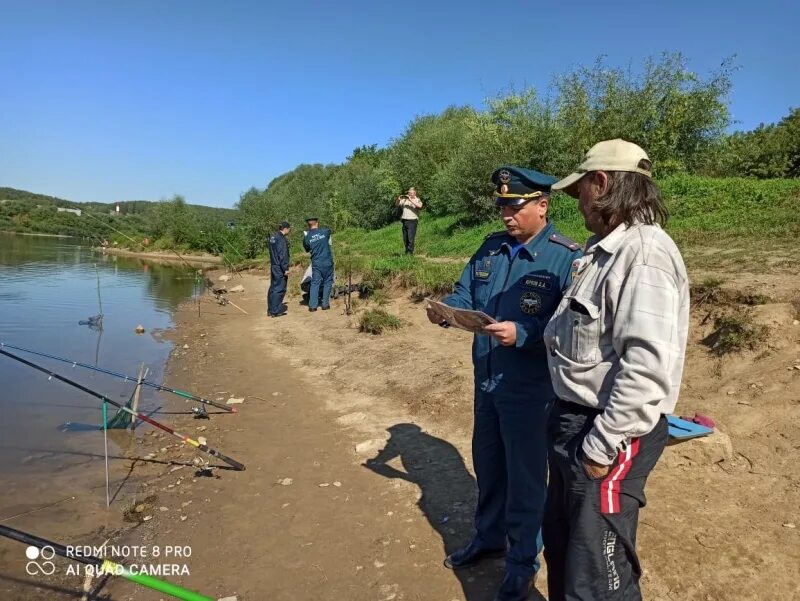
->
xmin=302 ymin=217 xmax=335 ymax=312
xmin=395 ymin=187 xmax=423 ymax=255
xmin=428 ymin=166 xmax=581 ymax=601
xmin=542 ymin=140 xmax=690 ymax=600
xmin=267 ymin=220 xmax=290 ymax=317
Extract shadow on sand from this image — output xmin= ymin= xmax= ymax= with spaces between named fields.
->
xmin=363 ymin=423 xmax=545 ymax=601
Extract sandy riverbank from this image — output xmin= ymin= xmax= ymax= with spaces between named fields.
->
xmin=3 ymin=262 xmax=798 ymax=600
xmin=95 ymin=246 xmax=223 ymax=265
xmin=155 ymin=265 xmax=800 ymax=601
xmin=0 ymin=230 xmax=74 ymax=238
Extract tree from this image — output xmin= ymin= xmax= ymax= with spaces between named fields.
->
xmin=554 ymin=53 xmax=734 ymax=175
xmin=388 ymin=106 xmax=476 ymax=205
xmin=152 ymin=195 xmax=199 ymax=245
xmin=327 ymin=145 xmax=400 ymax=229
xmin=704 ymin=107 xmax=800 ymax=179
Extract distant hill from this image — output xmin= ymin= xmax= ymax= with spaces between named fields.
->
xmin=0 ymin=187 xmax=238 ymax=219
xmin=0 ymin=187 xmax=73 ymax=207
xmin=0 ymin=187 xmax=240 ymax=248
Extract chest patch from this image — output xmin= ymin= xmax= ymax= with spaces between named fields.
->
xmin=520 ymin=291 xmax=542 ymax=315
xmin=475 ymin=258 xmax=493 ymax=280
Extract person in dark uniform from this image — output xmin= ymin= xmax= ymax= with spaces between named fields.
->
xmin=267 ymin=221 xmax=291 ymax=317
xmin=427 ymin=166 xmax=582 ymax=601
xmin=302 ymin=217 xmax=334 ymax=312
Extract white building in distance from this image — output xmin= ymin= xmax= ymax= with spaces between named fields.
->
xmin=57 ymin=207 xmax=82 ymax=216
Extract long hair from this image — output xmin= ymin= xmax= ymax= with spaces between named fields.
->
xmin=591 ymin=170 xmax=669 ymax=228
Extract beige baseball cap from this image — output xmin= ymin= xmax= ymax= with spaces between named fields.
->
xmin=552 ymin=139 xmax=652 ymax=198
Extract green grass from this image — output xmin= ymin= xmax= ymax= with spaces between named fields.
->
xmin=662 ymin=175 xmax=800 ymax=244
xmin=358 ymin=308 xmax=402 ymax=335
xmin=242 ymin=175 xmax=799 ymax=296
xmin=336 ymin=175 xmax=800 ymax=259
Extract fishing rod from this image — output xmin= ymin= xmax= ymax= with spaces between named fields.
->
xmin=0 ymin=524 xmax=213 ymax=601
xmin=0 ymin=349 xmax=245 ymax=471
xmin=0 ymin=342 xmax=235 ymax=413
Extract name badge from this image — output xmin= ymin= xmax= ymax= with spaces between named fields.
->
xmin=520 ymin=275 xmax=552 ymax=291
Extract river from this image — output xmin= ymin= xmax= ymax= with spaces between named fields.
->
xmin=0 ymin=232 xmax=198 ymax=519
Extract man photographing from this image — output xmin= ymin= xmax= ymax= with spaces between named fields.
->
xmin=395 ymin=187 xmax=422 ymax=254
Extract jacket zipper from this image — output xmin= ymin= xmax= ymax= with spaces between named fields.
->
xmin=486 ymin=250 xmax=516 ymax=383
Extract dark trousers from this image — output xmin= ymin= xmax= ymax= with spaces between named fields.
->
xmin=543 ymin=400 xmax=668 ymax=601
xmin=472 ymin=391 xmax=550 ymax=577
xmin=309 ymin=263 xmax=334 ymax=310
xmin=267 ymin=268 xmax=287 ymax=314
xmin=401 ymin=219 xmax=418 ymax=254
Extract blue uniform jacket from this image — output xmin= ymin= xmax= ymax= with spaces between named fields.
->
xmin=268 ymin=231 xmax=289 ymax=273
xmin=303 ymin=228 xmax=334 ymax=266
xmin=444 ymin=221 xmax=582 ymax=399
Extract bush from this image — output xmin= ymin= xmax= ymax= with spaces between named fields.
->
xmin=705 ymin=312 xmax=769 ymax=355
xmin=359 ymin=308 xmax=401 ymax=335
xmin=690 ymin=277 xmax=726 ymax=306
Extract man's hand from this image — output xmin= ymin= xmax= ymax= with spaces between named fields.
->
xmin=582 ymin=456 xmax=611 ymax=480
xmin=483 ymin=321 xmax=517 ymax=346
xmin=426 ymin=305 xmax=446 ymax=325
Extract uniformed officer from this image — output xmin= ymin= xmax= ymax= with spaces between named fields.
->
xmin=302 ymin=217 xmax=334 ymax=312
xmin=267 ymin=221 xmax=291 ymax=317
xmin=427 ymin=166 xmax=582 ymax=601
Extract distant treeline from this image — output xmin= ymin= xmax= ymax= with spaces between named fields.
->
xmin=236 ymin=53 xmax=799 ymax=258
xmin=0 ymin=188 xmax=240 ymax=254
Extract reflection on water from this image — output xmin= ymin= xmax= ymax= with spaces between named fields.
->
xmin=0 ymin=232 xmax=198 ymax=481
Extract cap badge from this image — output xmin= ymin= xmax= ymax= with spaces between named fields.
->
xmin=498 ymin=169 xmax=511 ymax=184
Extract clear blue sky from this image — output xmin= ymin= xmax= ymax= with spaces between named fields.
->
xmin=1 ymin=0 xmax=797 ymax=207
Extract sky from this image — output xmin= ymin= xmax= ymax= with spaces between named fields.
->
xmin=1 ymin=0 xmax=797 ymax=208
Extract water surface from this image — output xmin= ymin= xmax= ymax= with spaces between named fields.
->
xmin=0 ymin=232 xmax=198 ymax=508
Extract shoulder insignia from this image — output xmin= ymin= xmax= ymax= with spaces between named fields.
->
xmin=549 ymin=233 xmax=580 ymax=251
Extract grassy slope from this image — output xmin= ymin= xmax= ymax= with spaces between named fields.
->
xmin=329 ymin=175 xmax=800 ymax=295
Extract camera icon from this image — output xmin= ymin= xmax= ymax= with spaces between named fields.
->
xmin=25 ymin=545 xmax=56 ymax=576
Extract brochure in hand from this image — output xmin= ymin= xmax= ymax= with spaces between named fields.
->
xmin=426 ymin=299 xmax=496 ymax=335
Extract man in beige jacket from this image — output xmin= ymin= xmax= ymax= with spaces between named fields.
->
xmin=395 ymin=187 xmax=423 ymax=254
xmin=542 ymin=140 xmax=690 ymax=601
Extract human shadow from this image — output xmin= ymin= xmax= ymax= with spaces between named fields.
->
xmin=364 ymin=423 xmax=545 ymax=601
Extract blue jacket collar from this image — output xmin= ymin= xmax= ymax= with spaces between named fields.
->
xmin=499 ymin=221 xmax=553 ymax=259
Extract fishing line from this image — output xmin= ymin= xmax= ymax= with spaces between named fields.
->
xmin=0 ymin=342 xmax=234 ymax=413
xmin=0 ymin=349 xmax=245 ymax=471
